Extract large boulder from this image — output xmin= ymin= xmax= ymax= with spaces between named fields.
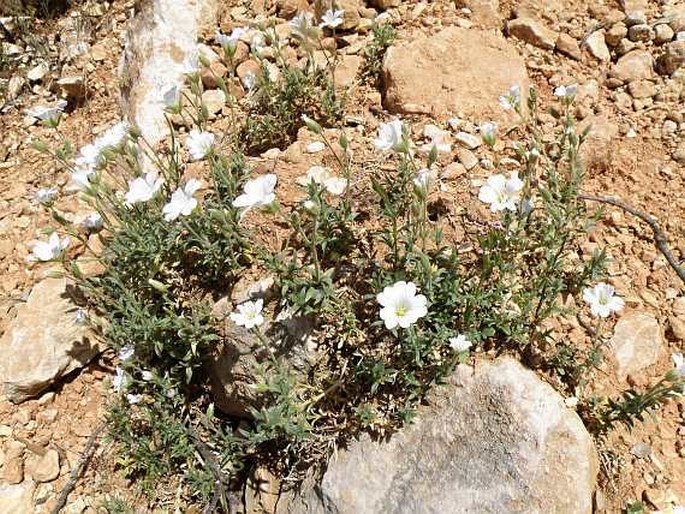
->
xmin=119 ymin=0 xmax=217 ymax=147
xmin=281 ymin=358 xmax=597 ymax=514
xmin=382 ymin=27 xmax=529 ymax=120
xmin=0 ymin=279 xmax=101 ymax=403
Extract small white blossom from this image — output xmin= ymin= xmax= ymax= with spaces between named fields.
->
xmin=232 ymin=174 xmax=277 ymax=210
xmin=230 ymin=299 xmax=265 ymax=329
xmin=320 ymin=8 xmax=344 ymax=29
xmin=36 ymin=187 xmax=58 ymax=205
xmin=301 ymin=166 xmax=347 ymax=195
xmin=186 ymin=129 xmax=215 ymax=161
xmin=216 ymin=26 xmax=249 ymax=48
xmin=74 ymin=309 xmax=88 ymax=325
xmin=413 ymin=168 xmax=431 ymax=189
xmin=290 ymin=11 xmax=318 ymax=41
xmin=29 ymin=232 xmax=70 ymax=262
xmin=82 ymin=212 xmax=103 ymax=231
xmin=113 ymin=366 xmax=126 ymax=393
xmin=70 ymin=167 xmax=95 ymax=191
xmin=553 ymin=84 xmax=577 ymax=98
xmin=141 ymin=370 xmax=154 ymax=381
xmin=499 ymin=84 xmax=521 ymax=110
xmin=26 ymin=100 xmax=67 ymax=123
xmin=374 ymin=119 xmax=405 ymax=152
xmin=449 ymin=334 xmax=472 ymax=352
xmin=671 ymin=353 xmax=685 ymax=376
xmin=118 ymin=346 xmax=135 ymax=361
xmin=478 ymin=173 xmax=524 ymax=212
xmin=124 ymin=172 xmax=164 ymax=206
xmin=241 ymin=71 xmax=257 ymax=91
xmin=126 ymin=393 xmax=142 ymax=404
xmin=582 ymin=282 xmax=624 ymax=318
xmin=95 ymin=122 xmax=129 ymax=151
xmin=163 ymin=179 xmax=202 ymax=221
xmin=377 ymin=281 xmax=428 ymax=330
xmin=420 ymin=124 xmax=451 ymax=154
xmin=480 ymin=122 xmax=497 ymax=145
xmin=673 ymin=506 xmax=685 ymax=514
xmin=162 ymin=84 xmax=181 ymax=107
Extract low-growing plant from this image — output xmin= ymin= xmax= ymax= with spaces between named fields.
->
xmin=29 ymin=35 xmax=685 ymax=510
xmin=361 ymin=23 xmax=397 ymax=88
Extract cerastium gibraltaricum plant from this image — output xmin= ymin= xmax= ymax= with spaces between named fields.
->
xmin=27 ymin=16 xmax=685 ymax=507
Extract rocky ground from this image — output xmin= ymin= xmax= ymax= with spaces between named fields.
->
xmin=0 ymin=0 xmax=684 ymax=512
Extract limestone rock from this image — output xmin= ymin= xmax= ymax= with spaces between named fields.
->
xmin=584 ymin=31 xmax=611 ymax=62
xmin=201 ymin=89 xmax=226 ymax=116
xmin=282 ymin=358 xmax=597 ymax=514
xmin=56 ymin=76 xmax=86 ymax=100
xmin=382 ymin=27 xmax=528 ymax=120
xmin=454 ymin=0 xmax=500 ymax=28
xmin=25 ymin=449 xmax=60 ymax=483
xmin=507 ymin=17 xmax=558 ymax=50
xmin=27 ymin=63 xmax=49 ymax=83
xmin=119 ymin=0 xmax=218 ymax=148
xmin=610 ymin=50 xmax=654 ymax=83
xmin=0 ymin=278 xmax=101 ymax=403
xmin=611 ymin=312 xmax=662 ymax=379
xmin=335 ymin=55 xmax=362 ymax=90
xmin=657 ymin=40 xmax=685 ymax=75
xmin=0 ymin=482 xmax=34 ymax=513
xmin=556 ymin=33 xmax=582 ymax=60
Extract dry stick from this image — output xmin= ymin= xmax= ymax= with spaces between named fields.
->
xmin=579 ymin=193 xmax=685 ymax=284
xmin=186 ymin=424 xmax=231 ymax=514
xmin=51 ymin=421 xmax=107 ymax=514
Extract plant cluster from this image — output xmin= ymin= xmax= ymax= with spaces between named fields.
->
xmin=28 ymin=16 xmax=685 ymax=510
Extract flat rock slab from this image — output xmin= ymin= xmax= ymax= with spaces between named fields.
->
xmin=611 ymin=311 xmax=662 ymax=379
xmin=382 ymin=27 xmax=529 ymax=119
xmin=282 ymin=358 xmax=596 ymax=514
xmin=0 ymin=278 xmax=100 ymax=402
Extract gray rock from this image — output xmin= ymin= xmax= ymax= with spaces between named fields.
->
xmin=605 ymin=23 xmax=627 ymax=47
xmin=654 ymin=24 xmax=675 ymax=45
xmin=382 ymin=27 xmax=529 ymax=120
xmin=454 ymin=131 xmax=481 ymax=149
xmin=610 ymin=312 xmax=662 ymax=379
xmin=584 ymin=31 xmax=611 ymax=62
xmin=507 ymin=17 xmax=558 ymax=50
xmin=457 ymin=148 xmax=478 ymax=170
xmin=0 ymin=278 xmax=101 ymax=403
xmin=627 ymin=24 xmax=654 ymax=42
xmin=26 ymin=63 xmax=49 ymax=83
xmin=282 ymin=358 xmax=597 ymax=514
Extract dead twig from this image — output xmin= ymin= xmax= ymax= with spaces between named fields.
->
xmin=186 ymin=424 xmax=231 ymax=514
xmin=51 ymin=420 xmax=107 ymax=514
xmin=579 ymin=193 xmax=685 ymax=284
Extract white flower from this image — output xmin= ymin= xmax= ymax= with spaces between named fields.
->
xmin=36 ymin=187 xmax=58 ymax=205
xmin=113 ymin=366 xmax=125 ymax=393
xmin=242 ymin=71 xmax=256 ymax=90
xmin=74 ymin=309 xmax=88 ymax=324
xmin=449 ymin=334 xmax=472 ymax=352
xmin=141 ymin=370 xmax=154 ymax=381
xmin=82 ymin=212 xmax=103 ymax=231
xmin=671 ymin=353 xmax=685 ymax=377
xmin=118 ymin=346 xmax=135 ymax=361
xmin=95 ymin=122 xmax=129 ymax=151
xmin=29 ymin=232 xmax=70 ymax=262
xmin=420 ymin=124 xmax=451 ymax=154
xmin=124 ymin=172 xmax=164 ymax=206
xmin=582 ymin=282 xmax=625 ymax=318
xmin=320 ymin=8 xmax=344 ymax=29
xmin=564 ymin=396 xmax=579 ymax=408
xmin=377 ymin=281 xmax=428 ymax=330
xmin=290 ymin=11 xmax=318 ymax=41
xmin=374 ymin=119 xmax=405 ymax=152
xmin=162 ymin=84 xmax=180 ymax=107
xmin=126 ymin=393 xmax=142 ymax=404
xmin=413 ymin=168 xmax=431 ymax=189
xmin=478 ymin=173 xmax=524 ymax=212
xmin=70 ymin=167 xmax=95 ymax=191
xmin=480 ymin=122 xmax=497 ymax=145
xmin=27 ymin=100 xmax=67 ymax=123
xmin=186 ymin=129 xmax=215 ymax=161
xmin=216 ymin=26 xmax=249 ymax=48
xmin=229 ymin=299 xmax=265 ymax=329
xmin=163 ymin=179 xmax=202 ymax=221
xmin=232 ymin=174 xmax=277 ymax=210
xmin=554 ymin=84 xmax=577 ymax=98
xmin=499 ymin=84 xmax=521 ymax=110
xmin=301 ymin=166 xmax=347 ymax=195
